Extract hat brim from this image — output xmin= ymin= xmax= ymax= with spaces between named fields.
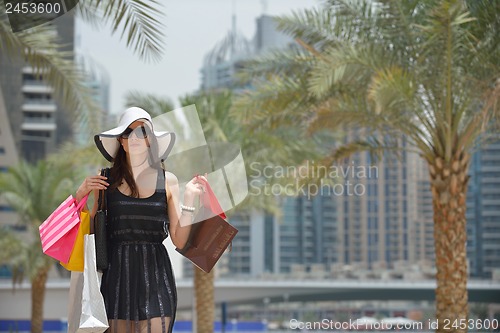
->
xmin=94 ymin=119 xmax=175 ymax=162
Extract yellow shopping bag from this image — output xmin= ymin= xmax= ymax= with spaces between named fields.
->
xmin=60 ymin=210 xmax=90 ymax=272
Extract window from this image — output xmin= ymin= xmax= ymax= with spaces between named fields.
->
xmin=0 ymin=147 xmax=5 ymax=154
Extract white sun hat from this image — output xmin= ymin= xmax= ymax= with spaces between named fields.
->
xmin=94 ymin=107 xmax=176 ymax=163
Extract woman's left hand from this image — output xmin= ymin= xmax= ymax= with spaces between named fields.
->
xmin=184 ymin=173 xmax=208 ymax=201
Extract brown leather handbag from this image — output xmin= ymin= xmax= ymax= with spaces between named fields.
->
xmin=175 ymin=176 xmax=238 ymax=273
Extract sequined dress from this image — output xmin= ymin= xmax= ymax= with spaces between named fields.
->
xmin=100 ymin=170 xmax=177 ymax=333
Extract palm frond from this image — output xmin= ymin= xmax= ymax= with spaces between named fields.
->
xmin=274 ymin=7 xmax=338 ymax=49
xmin=308 ymin=42 xmax=391 ymax=98
xmin=80 ymin=0 xmax=165 ymax=62
xmin=74 ymin=1 xmax=103 ymax=28
xmin=0 ymin=227 xmax=30 ymax=285
xmin=322 ymin=0 xmax=383 ymax=44
xmin=325 ymin=136 xmax=404 ymax=165
xmin=367 ymin=66 xmax=416 ymax=115
xmin=0 ymin=160 xmax=79 ymax=226
xmin=236 ymin=46 xmax=313 ymax=82
xmin=125 ymin=90 xmax=174 ymax=117
xmin=231 ymin=74 xmax=312 ymax=129
xmin=49 ymin=142 xmax=108 ymax=171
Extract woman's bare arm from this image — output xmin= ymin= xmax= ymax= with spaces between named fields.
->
xmin=166 ymin=172 xmax=206 ymax=249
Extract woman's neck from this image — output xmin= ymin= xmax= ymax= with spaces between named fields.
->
xmin=127 ymin=153 xmax=149 ymax=178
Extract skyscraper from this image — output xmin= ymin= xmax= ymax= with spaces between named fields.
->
xmin=200 ymin=14 xmax=293 ymax=91
xmin=0 ymin=12 xmax=75 ymax=163
xmin=466 ymin=136 xmax=500 ymax=279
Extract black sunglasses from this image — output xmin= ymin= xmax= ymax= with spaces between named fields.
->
xmin=120 ymin=126 xmax=150 ymax=139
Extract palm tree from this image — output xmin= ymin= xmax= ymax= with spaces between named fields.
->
xmin=0 ymin=159 xmax=82 ymax=333
xmin=231 ymin=1 xmax=499 ymax=332
xmin=0 ymin=0 xmax=165 ymax=130
xmin=193 ymin=267 xmax=215 ymax=333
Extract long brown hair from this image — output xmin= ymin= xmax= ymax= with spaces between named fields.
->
xmin=109 ymin=128 xmax=160 ymax=197
xmin=109 ymin=144 xmax=139 ymax=197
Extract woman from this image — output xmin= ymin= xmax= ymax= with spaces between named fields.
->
xmin=75 ymin=107 xmax=204 ymax=333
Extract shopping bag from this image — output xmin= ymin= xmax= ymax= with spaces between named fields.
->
xmin=79 ymin=234 xmax=109 ymax=332
xmin=39 ymin=195 xmax=88 ymax=263
xmin=67 ymin=271 xmax=84 ymax=333
xmin=197 ymin=174 xmax=227 ymax=220
xmin=176 ymin=177 xmax=237 ymax=273
xmin=60 ymin=210 xmax=91 ymax=272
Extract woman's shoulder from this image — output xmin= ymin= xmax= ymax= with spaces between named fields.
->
xmin=164 ymin=171 xmax=179 ymax=187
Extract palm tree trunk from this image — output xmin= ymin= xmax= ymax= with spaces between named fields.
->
xmin=31 ymin=266 xmax=50 ymax=333
xmin=429 ymin=153 xmax=470 ymax=333
xmin=194 ymin=266 xmax=215 ymax=333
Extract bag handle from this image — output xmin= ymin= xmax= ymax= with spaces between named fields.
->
xmin=195 ymin=175 xmax=234 ymax=253
xmin=91 ymin=168 xmax=109 ymax=235
xmin=97 ymin=168 xmax=109 ymax=211
xmin=195 ymin=175 xmax=227 ymax=219
xmin=75 ymin=194 xmax=89 ymax=212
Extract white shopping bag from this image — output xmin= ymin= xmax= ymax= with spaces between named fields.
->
xmin=67 ymin=271 xmax=84 ymax=333
xmin=68 ymin=234 xmax=109 ymax=333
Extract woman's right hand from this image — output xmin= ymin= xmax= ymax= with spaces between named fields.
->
xmin=76 ymin=174 xmax=109 ymax=201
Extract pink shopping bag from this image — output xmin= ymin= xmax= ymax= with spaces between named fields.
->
xmin=39 ymin=195 xmax=88 ymax=264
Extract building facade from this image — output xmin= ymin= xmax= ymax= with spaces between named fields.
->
xmin=466 ymin=136 xmax=500 ymax=278
xmin=200 ymin=15 xmax=293 ymax=92
xmin=0 ymin=12 xmax=75 ymax=163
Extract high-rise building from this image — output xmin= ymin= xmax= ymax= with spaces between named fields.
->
xmin=0 ymin=12 xmax=75 ymax=163
xmin=466 ymin=135 xmax=500 ymax=279
xmin=255 ymin=146 xmax=432 ymax=277
xmin=200 ymin=15 xmax=293 ymax=92
xmin=414 ymin=158 xmax=435 ymax=267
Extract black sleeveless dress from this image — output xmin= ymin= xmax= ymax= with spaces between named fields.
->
xmin=100 ymin=169 xmax=177 ymax=333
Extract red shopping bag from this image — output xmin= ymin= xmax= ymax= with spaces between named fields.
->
xmin=196 ymin=174 xmax=226 ymax=219
xmin=175 ymin=176 xmax=237 ymax=273
xmin=39 ymin=195 xmax=88 ymax=263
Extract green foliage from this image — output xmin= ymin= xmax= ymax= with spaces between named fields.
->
xmin=0 ymin=159 xmax=82 ymax=283
xmin=234 ymin=0 xmax=500 ymax=166
xmin=125 ymin=91 xmax=175 ymax=117
xmin=76 ymin=0 xmax=165 ymax=62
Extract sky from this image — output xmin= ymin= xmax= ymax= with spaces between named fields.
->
xmin=76 ymin=0 xmax=318 ymax=115
xmin=76 ymin=0 xmax=318 ymax=276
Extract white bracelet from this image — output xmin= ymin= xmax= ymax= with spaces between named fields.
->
xmin=180 ymin=204 xmax=195 ymax=212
